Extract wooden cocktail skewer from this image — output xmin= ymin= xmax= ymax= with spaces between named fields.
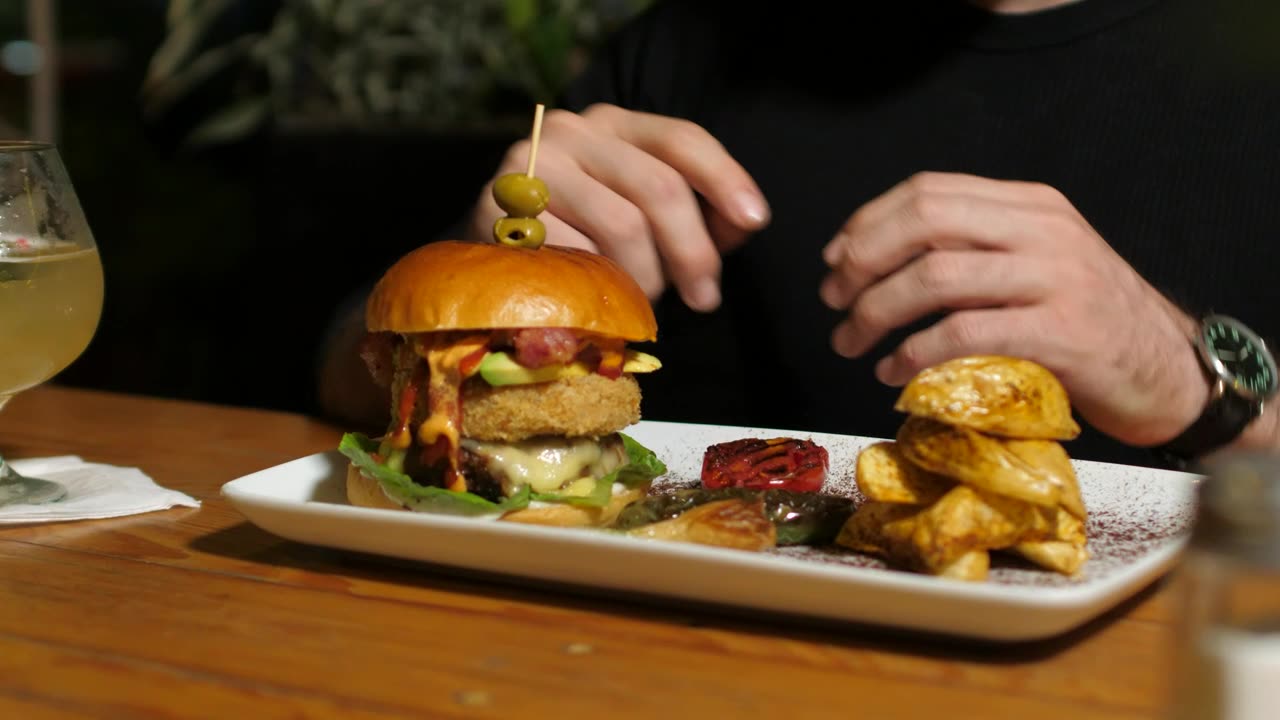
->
xmin=526 ymin=103 xmax=545 ymax=178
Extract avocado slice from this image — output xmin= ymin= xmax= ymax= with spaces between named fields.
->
xmin=478 ymin=352 xmax=589 ymax=386
xmin=478 ymin=350 xmax=663 ymax=387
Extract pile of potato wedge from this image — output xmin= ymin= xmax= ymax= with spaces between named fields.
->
xmin=836 ymin=355 xmax=1090 ymax=581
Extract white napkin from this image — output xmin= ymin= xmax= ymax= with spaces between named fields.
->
xmin=0 ymin=455 xmax=200 ymax=524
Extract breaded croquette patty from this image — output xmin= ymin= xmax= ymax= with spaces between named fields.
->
xmin=461 ymin=373 xmax=641 ymax=441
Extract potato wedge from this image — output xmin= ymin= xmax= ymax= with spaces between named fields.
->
xmin=1010 ymin=541 xmax=1089 ymax=575
xmin=897 ymin=416 xmax=1063 ymax=509
xmin=894 ymin=355 xmax=1081 ymax=440
xmin=1046 ymin=504 xmax=1087 ymax=545
xmin=855 ymin=441 xmax=954 ymax=505
xmin=1003 ymin=436 xmax=1087 ymax=520
xmin=625 ymin=498 xmax=777 ymax=551
xmin=938 ymin=550 xmax=990 ymax=582
xmin=834 ymin=501 xmax=917 ymax=558
xmin=1007 ymin=504 xmax=1088 ymax=574
xmin=835 ymin=500 xmax=962 ymax=574
xmin=911 ymin=485 xmax=1056 ymax=563
xmin=836 ymin=486 xmax=1055 ymax=574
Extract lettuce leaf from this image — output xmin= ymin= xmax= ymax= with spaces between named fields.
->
xmin=616 ymin=433 xmax=667 ymax=487
xmin=338 ymin=432 xmax=531 ymax=516
xmin=337 ymin=431 xmax=666 ymax=513
xmin=530 ymin=470 xmax=615 ymax=508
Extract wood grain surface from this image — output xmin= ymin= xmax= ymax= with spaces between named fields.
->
xmin=0 ymin=385 xmax=1183 ymax=719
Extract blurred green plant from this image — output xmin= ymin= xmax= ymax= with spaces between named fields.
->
xmin=141 ymin=0 xmax=652 ymax=147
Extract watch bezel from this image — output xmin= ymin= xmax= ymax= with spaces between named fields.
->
xmin=1195 ymin=313 xmax=1279 ymax=404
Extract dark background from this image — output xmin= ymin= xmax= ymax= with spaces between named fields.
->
xmin=1 ymin=1 xmax=649 ymax=417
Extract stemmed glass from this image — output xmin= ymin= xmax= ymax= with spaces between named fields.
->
xmin=0 ymin=142 xmax=104 ymax=507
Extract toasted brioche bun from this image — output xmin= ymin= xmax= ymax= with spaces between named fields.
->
xmin=499 ymin=487 xmax=647 ymax=528
xmin=365 ymin=240 xmax=657 ymax=341
xmin=346 ymin=464 xmax=405 ymax=511
xmin=346 ymin=463 xmax=645 ymax=527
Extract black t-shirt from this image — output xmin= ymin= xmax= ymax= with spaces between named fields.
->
xmin=560 ymin=0 xmax=1280 ymax=467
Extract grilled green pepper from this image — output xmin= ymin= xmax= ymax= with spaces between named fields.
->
xmin=613 ymin=487 xmax=855 ymax=546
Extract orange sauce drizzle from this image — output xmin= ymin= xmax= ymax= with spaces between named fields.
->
xmin=414 ymin=333 xmax=489 ymax=492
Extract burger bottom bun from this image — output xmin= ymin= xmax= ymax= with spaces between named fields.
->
xmin=500 ymin=486 xmax=646 ymax=528
xmin=346 ymin=464 xmax=406 ymax=511
xmin=346 ymin=464 xmax=647 ymax=528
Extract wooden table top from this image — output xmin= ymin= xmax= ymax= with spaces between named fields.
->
xmin=0 ymin=385 xmax=1182 ymax=719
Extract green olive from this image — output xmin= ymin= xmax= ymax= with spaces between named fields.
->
xmin=494 ymin=216 xmax=546 ymax=249
xmin=493 ymin=173 xmax=550 ymax=217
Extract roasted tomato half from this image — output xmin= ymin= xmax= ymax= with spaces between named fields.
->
xmin=701 ymin=437 xmax=829 ymax=493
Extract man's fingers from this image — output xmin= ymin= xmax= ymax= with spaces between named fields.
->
xmin=829 ymin=251 xmax=1047 ymax=359
xmin=477 ymin=106 xmax=768 ymax=312
xmin=532 ymin=146 xmax=666 ymax=299
xmin=704 ymin=202 xmax=751 ymax=254
xmin=584 ymin=104 xmax=770 ymax=231
xmin=822 ymin=171 xmax=1075 ymax=266
xmin=565 ymin=112 xmax=724 ymax=311
xmin=541 ymin=212 xmax=599 ymax=254
xmin=821 ymin=193 xmax=1082 ymax=307
xmin=875 ymin=306 xmax=1051 ymax=386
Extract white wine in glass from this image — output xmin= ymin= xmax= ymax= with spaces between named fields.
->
xmin=0 ymin=142 xmax=104 ymax=507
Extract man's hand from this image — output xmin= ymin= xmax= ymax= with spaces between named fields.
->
xmin=818 ymin=171 xmax=1208 ymax=447
xmin=467 ymin=104 xmax=770 ymax=311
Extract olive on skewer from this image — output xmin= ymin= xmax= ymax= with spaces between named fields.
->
xmin=493 ymin=104 xmax=550 ymax=249
xmin=493 ymin=215 xmax=546 ymax=249
xmin=493 ymin=172 xmax=549 ymax=218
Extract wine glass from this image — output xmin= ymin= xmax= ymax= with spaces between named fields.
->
xmin=0 ymin=142 xmax=104 ymax=507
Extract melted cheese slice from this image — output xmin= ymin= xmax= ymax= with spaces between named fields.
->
xmin=460 ymin=437 xmax=626 ymax=496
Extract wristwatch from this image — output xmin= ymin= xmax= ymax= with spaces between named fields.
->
xmin=1156 ymin=314 xmax=1279 ymax=469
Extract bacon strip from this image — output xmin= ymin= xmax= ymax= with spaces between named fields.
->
xmin=513 ymin=328 xmax=579 ymax=368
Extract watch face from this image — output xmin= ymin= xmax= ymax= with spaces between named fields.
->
xmin=1202 ymin=315 xmax=1278 ymax=400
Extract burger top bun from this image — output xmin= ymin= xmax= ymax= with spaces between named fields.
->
xmin=365 ymin=240 xmax=657 ymax=342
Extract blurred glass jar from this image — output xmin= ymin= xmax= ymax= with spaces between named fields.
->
xmin=1167 ymin=452 xmax=1280 ymax=720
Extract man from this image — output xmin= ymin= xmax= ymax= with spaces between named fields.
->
xmin=323 ymin=0 xmax=1280 ymax=469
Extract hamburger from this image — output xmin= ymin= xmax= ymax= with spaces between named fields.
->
xmin=337 ymin=238 xmax=667 ymax=526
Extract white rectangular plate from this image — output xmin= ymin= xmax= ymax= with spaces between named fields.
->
xmin=222 ymin=420 xmax=1198 ymax=642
